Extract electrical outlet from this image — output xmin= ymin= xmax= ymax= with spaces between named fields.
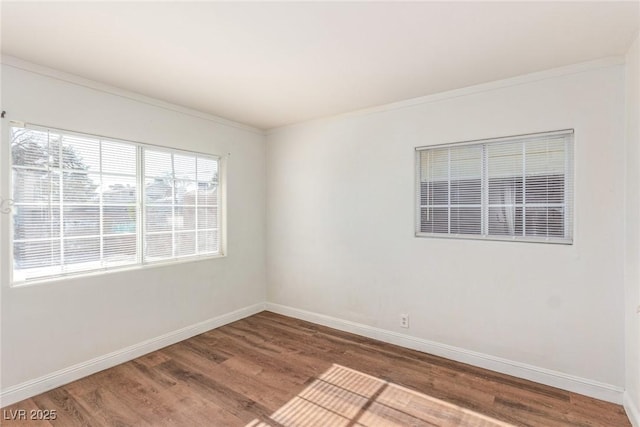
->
xmin=400 ymin=314 xmax=409 ymax=328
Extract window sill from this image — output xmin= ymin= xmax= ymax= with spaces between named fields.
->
xmin=414 ymin=232 xmax=573 ymax=245
xmin=10 ymin=253 xmax=227 ymax=288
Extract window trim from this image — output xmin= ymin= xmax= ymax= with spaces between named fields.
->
xmin=9 ymin=122 xmax=227 ymax=286
xmin=414 ymin=129 xmax=574 ymax=245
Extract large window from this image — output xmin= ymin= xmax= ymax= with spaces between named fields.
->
xmin=10 ymin=125 xmax=222 ymax=283
xmin=416 ymin=130 xmax=573 ymax=243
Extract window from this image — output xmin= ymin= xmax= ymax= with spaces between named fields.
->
xmin=10 ymin=124 xmax=222 ymax=283
xmin=143 ymin=149 xmax=220 ymax=262
xmin=416 ymin=130 xmax=573 ymax=243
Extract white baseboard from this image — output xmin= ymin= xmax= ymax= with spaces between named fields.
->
xmin=265 ymin=303 xmax=624 ymax=404
xmin=625 ymin=392 xmax=640 ymax=427
xmin=0 ymin=302 xmax=266 ymax=407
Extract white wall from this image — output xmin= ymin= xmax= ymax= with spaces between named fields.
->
xmin=0 ymin=61 xmax=267 ymax=392
xmin=625 ymin=33 xmax=640 ymax=425
xmin=266 ymin=63 xmax=626 ymax=394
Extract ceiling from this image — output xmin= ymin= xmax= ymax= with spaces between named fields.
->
xmin=1 ymin=2 xmax=639 ymax=130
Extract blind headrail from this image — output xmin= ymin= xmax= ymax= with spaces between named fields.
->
xmin=415 ymin=129 xmax=574 ymax=151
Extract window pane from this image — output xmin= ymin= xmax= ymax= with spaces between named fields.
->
xmin=14 ymin=239 xmax=61 ymax=270
xmin=489 ymin=177 xmax=523 ymax=205
xmin=198 ymin=230 xmax=219 ymax=254
xmin=419 ymin=149 xmax=449 ymax=206
xmin=174 ymin=154 xmax=196 ymax=180
xmin=420 ymin=207 xmax=448 ymax=233
xmin=104 ymin=235 xmax=137 ymax=265
xmin=102 ymin=175 xmax=137 ymax=204
xmin=451 ymin=179 xmax=481 ymax=205
xmin=63 ymin=237 xmax=100 ymax=265
xmin=145 ymin=233 xmax=173 ymax=259
xmin=145 ymin=178 xmax=173 ymax=204
xmin=419 ymin=149 xmax=448 ymax=180
xmin=146 ymin=206 xmax=173 ymax=232
xmin=11 ymin=128 xmax=58 ymax=169
xmin=179 ymin=206 xmax=196 ymax=231
xmin=525 ymin=207 xmax=564 ymax=238
xmin=419 ymin=182 xmax=429 ymax=206
xmin=525 ymin=137 xmax=566 ymax=176
xmin=102 ymin=140 xmax=136 ymax=175
xmin=13 ymin=205 xmax=60 ymax=239
xmin=546 ymin=207 xmax=565 ymax=238
xmin=145 ymin=150 xmax=173 ymax=178
xmin=421 ymin=181 xmax=448 ymax=205
xmin=488 ymin=142 xmax=523 ymax=179
xmin=62 ymin=172 xmax=100 ymax=203
xmin=175 ymin=180 xmax=197 ymax=204
xmin=173 ymin=206 xmax=187 ymax=231
xmin=450 ymin=147 xmax=481 ymax=202
xmin=197 ymin=157 xmax=218 ymax=183
xmin=176 ymin=231 xmax=196 ymax=257
xmin=181 ymin=181 xmax=200 ymax=205
xmin=61 ymin=134 xmax=100 ymax=172
xmin=63 ymin=206 xmax=99 ymax=237
xmin=12 ymin=169 xmax=57 ymax=203
xmin=489 ymin=207 xmax=523 ymax=236
xmin=197 ymin=206 xmax=218 ymax=230
xmin=525 ymin=175 xmax=564 ymax=204
xmin=103 ymin=206 xmax=137 ymax=235
xmin=450 ymin=207 xmax=481 ymax=235
xmin=198 ymin=187 xmax=218 ymax=206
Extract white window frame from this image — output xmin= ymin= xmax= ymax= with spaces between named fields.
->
xmin=9 ymin=122 xmax=226 ymax=285
xmin=415 ymin=129 xmax=574 ymax=244
xmin=141 ymin=145 xmax=224 ymax=265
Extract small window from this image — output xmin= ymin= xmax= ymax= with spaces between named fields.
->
xmin=416 ymin=130 xmax=573 ymax=243
xmin=10 ymin=124 xmax=223 ymax=283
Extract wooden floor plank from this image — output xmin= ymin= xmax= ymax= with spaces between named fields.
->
xmin=1 ymin=311 xmax=631 ymax=426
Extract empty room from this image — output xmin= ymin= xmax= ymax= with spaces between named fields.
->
xmin=1 ymin=1 xmax=639 ymax=426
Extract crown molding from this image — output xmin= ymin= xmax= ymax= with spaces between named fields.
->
xmin=0 ymin=55 xmax=264 ymax=135
xmin=266 ymin=56 xmax=626 ymax=135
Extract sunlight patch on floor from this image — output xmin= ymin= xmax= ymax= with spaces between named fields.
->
xmin=246 ymin=363 xmax=514 ymax=426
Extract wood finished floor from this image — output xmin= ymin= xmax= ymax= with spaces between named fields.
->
xmin=1 ymin=311 xmax=631 ymax=426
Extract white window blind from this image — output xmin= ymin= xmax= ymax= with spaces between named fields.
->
xmin=416 ymin=130 xmax=573 ymax=243
xmin=10 ymin=124 xmax=222 ymax=283
xmin=144 ymin=149 xmax=220 ymax=262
